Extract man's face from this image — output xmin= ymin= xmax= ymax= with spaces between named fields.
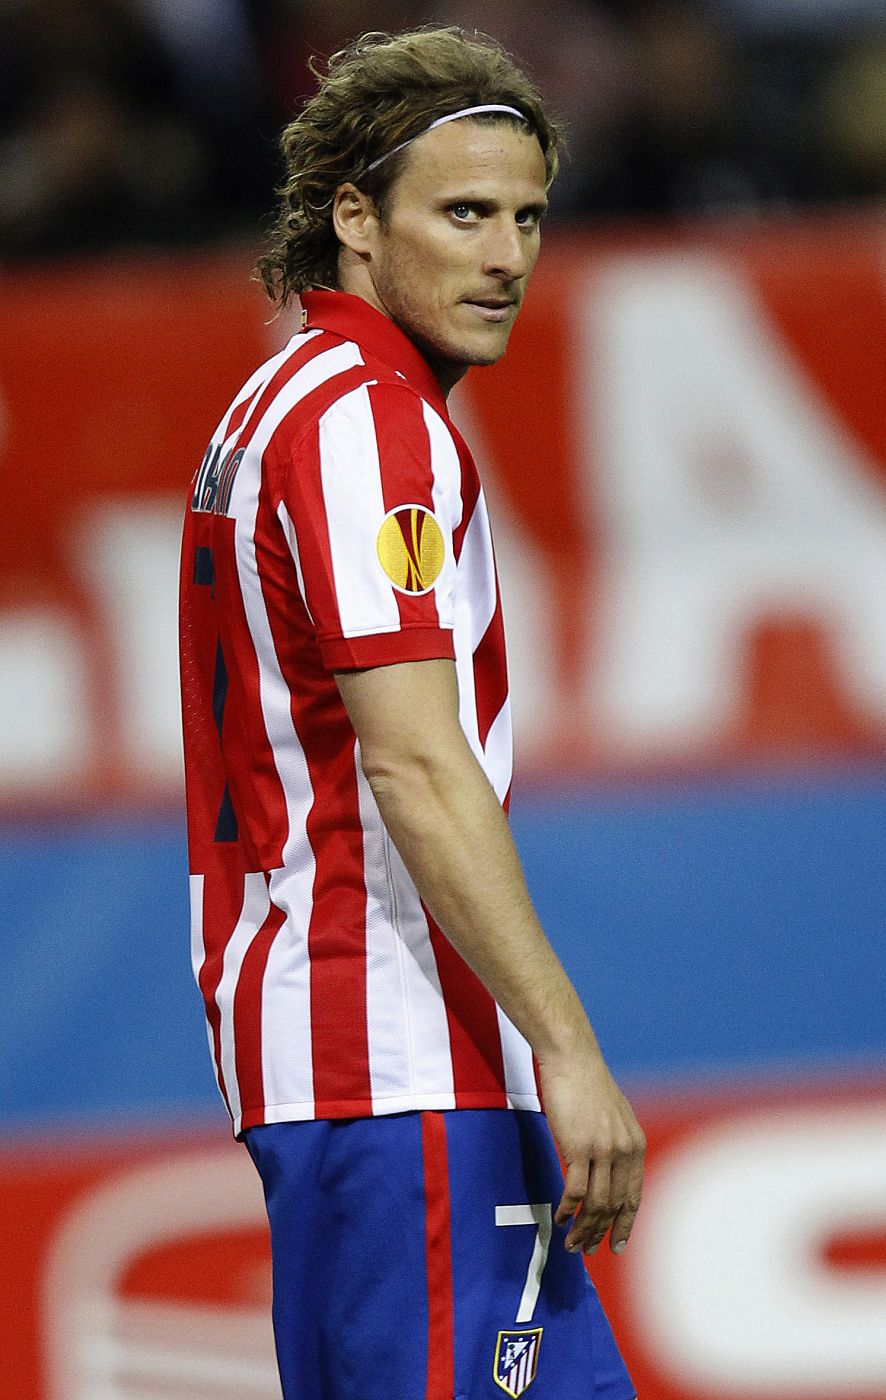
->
xmin=362 ymin=119 xmax=548 ymax=386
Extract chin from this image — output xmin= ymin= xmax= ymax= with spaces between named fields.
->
xmin=453 ymin=327 xmax=513 ymax=367
xmin=417 ymin=329 xmax=509 ymax=376
xmin=464 ymin=347 xmax=508 ymax=368
xmin=467 ymin=338 xmax=511 ymax=367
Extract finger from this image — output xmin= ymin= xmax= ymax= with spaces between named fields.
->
xmin=566 ymin=1155 xmax=612 ymax=1252
xmin=555 ymin=1158 xmax=590 ymax=1227
xmin=608 ymin=1195 xmax=641 ymax=1254
xmin=608 ymin=1142 xmax=645 ymax=1254
xmin=570 ymin=1208 xmax=616 ymax=1255
xmin=587 ymin=1153 xmax=613 ymax=1216
xmin=607 ymin=1148 xmax=631 ymax=1208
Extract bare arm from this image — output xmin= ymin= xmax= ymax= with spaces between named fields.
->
xmin=336 ymin=658 xmax=645 ymax=1254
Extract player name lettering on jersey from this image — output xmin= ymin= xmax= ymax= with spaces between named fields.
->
xmin=192 ymin=444 xmax=245 ymax=516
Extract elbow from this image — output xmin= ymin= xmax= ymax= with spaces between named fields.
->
xmin=357 ymin=737 xmax=453 ymax=810
xmin=359 ymin=742 xmax=429 ymax=793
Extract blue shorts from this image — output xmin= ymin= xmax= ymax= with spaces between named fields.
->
xmin=244 ymin=1109 xmax=635 ymax=1400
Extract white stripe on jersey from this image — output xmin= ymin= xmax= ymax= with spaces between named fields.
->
xmin=422 ymin=399 xmax=464 ymax=630
xmin=317 ymin=382 xmax=402 ymax=639
xmin=189 ymin=873 xmax=222 ymax=1094
xmin=189 ymin=872 xmax=206 ymax=985
xmin=215 ymin=871 xmax=271 ymax=1130
xmin=355 ymin=743 xmax=458 ymax=1110
xmin=453 ymin=489 xmax=498 ymax=761
xmin=354 ymin=745 xmax=414 ymax=1102
xmin=277 ymin=500 xmax=315 ymax=624
xmin=261 ymin=864 xmax=316 ymax=1116
xmin=380 ymin=828 xmax=457 ymax=1107
xmin=496 ymin=1003 xmax=541 ymax=1110
xmin=483 ymin=695 xmax=513 ymax=804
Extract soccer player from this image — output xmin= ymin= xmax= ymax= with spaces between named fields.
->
xmin=179 ymin=25 xmax=644 ymax=1400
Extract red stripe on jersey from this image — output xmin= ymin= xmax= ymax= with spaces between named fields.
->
xmin=198 ymin=861 xmax=251 ymax=1118
xmin=369 ymin=382 xmax=442 ymax=631
xmin=278 ymin=415 xmax=346 ymax=652
xmin=421 ymin=1112 xmax=455 ymax=1400
xmin=425 ymin=910 xmax=508 ymax=1109
xmin=473 ymin=600 xmax=509 ymax=751
xmin=306 ymin=745 xmax=373 ymax=1116
xmin=321 ymin=626 xmax=454 ymax=671
xmin=449 ymin=426 xmax=481 ymax=564
xmin=232 ymin=883 xmax=286 ymax=1119
xmin=180 ymin=512 xmax=230 ymax=856
xmin=226 ymin=384 xmax=260 ymax=441
xmin=210 ymin=515 xmax=290 ymax=870
xmin=252 ymin=460 xmax=373 ymax=1115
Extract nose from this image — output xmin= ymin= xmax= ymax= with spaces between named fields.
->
xmin=482 ymin=216 xmax=530 ymax=281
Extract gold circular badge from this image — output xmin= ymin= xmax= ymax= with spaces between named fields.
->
xmin=376 ymin=505 xmax=446 ymax=595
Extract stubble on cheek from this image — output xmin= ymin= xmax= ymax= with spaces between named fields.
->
xmin=381 ymin=273 xmax=461 ymax=363
xmin=374 ymin=236 xmax=516 ymax=368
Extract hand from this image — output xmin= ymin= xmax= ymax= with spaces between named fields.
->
xmin=538 ymin=1044 xmax=646 ymax=1256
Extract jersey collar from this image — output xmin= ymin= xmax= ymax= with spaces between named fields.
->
xmin=300 ymin=290 xmax=450 ymax=418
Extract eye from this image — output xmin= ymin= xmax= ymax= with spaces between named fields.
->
xmin=516 ymin=207 xmax=543 ymax=229
xmin=449 ymin=203 xmax=481 ymax=224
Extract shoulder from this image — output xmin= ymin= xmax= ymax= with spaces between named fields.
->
xmin=316 ymin=361 xmax=455 ymax=452
xmin=323 ymin=356 xmax=437 ymax=416
xmin=259 ymin=332 xmax=463 ymax=480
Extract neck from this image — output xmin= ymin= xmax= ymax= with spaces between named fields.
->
xmin=416 ymin=348 xmax=468 ymax=399
xmin=335 ymin=255 xmax=466 ymax=400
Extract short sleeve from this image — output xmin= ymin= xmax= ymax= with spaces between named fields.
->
xmin=279 ymin=380 xmax=463 ymax=670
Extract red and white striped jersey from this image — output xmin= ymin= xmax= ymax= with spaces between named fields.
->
xmin=180 ymin=290 xmax=541 ymax=1135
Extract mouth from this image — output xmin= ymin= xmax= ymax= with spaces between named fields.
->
xmin=462 ymin=296 xmax=519 ymax=323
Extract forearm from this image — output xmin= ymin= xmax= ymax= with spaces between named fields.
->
xmin=365 ymin=740 xmax=599 ymax=1064
xmin=338 ymin=660 xmax=644 ymax=1253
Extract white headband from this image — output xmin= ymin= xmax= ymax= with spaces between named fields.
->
xmin=362 ymin=104 xmax=528 ymax=177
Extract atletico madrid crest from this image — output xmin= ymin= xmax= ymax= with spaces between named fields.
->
xmin=493 ymin=1328 xmax=543 ymax=1396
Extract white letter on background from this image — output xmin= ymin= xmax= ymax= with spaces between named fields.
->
xmin=576 ymin=255 xmax=886 ymax=751
xmin=628 ymin=1103 xmax=886 ymax=1393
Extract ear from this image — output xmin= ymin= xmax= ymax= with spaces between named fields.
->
xmin=332 ymin=183 xmax=379 ymax=260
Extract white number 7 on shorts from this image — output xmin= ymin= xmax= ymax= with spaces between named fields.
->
xmin=495 ymin=1203 xmax=553 ymax=1323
